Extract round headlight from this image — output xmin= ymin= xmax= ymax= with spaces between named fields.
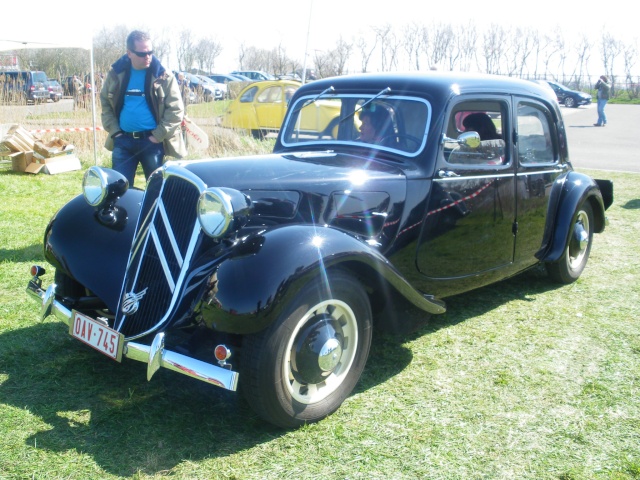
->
xmin=83 ymin=166 xmax=108 ymax=207
xmin=82 ymin=166 xmax=129 ymax=209
xmin=198 ymin=188 xmax=234 ymax=238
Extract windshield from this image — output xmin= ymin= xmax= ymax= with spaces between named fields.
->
xmin=280 ymin=93 xmax=431 ymax=157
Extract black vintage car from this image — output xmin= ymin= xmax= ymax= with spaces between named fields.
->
xmin=27 ymin=72 xmax=613 ymax=428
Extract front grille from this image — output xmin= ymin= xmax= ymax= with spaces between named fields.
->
xmin=114 ymin=168 xmax=204 ymax=339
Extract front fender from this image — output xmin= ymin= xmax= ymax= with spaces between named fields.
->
xmin=538 ymin=171 xmax=607 ymax=263
xmin=44 ymin=189 xmax=144 ymax=311
xmin=198 ymin=225 xmax=445 ymax=334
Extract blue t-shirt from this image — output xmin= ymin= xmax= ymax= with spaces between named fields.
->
xmin=119 ymin=68 xmax=157 ymax=132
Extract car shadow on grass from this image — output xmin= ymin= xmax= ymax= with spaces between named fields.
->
xmin=1 ymin=267 xmax=559 ymax=476
xmin=0 ymin=321 xmax=285 ymax=476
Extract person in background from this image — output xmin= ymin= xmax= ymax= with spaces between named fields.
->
xmin=594 ymin=75 xmax=610 ymax=127
xmin=177 ymin=72 xmax=190 ymax=108
xmin=100 ymin=30 xmax=186 ymax=187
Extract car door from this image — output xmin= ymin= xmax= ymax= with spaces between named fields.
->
xmin=512 ymin=97 xmax=566 ymax=269
xmin=417 ymin=97 xmax=517 ymax=292
xmin=254 ymin=85 xmax=288 ymax=130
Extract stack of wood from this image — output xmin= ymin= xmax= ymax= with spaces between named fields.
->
xmin=1 ymin=124 xmax=80 ymax=174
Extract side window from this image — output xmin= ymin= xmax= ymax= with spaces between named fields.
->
xmin=517 ymin=103 xmax=556 ymax=164
xmin=257 ymin=86 xmax=282 ymax=103
xmin=444 ymin=100 xmax=507 ymax=166
xmin=240 ymin=86 xmax=258 ymax=103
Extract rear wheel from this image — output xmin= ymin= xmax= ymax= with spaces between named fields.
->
xmin=546 ymin=201 xmax=594 ymax=283
xmin=241 ymin=270 xmax=372 ymax=428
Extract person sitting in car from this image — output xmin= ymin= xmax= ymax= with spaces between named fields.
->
xmin=358 ymin=104 xmax=395 ymax=146
xmin=454 ymin=112 xmax=506 ymax=165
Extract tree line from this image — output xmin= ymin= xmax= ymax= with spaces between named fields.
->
xmin=7 ymin=22 xmax=638 ymax=94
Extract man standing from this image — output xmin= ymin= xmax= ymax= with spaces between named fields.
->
xmin=100 ymin=30 xmax=186 ymax=186
xmin=594 ymin=75 xmax=610 ymax=127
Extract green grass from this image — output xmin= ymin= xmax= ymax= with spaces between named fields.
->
xmin=0 ymin=165 xmax=638 ymax=480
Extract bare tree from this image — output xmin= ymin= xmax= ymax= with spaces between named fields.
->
xmin=480 ymin=24 xmax=508 ymax=74
xmin=356 ymin=32 xmax=378 ymax=73
xmin=176 ymin=29 xmax=197 ymax=72
xmin=314 ymin=36 xmax=353 ymax=78
xmin=622 ymin=40 xmax=638 ymax=98
xmin=600 ymin=31 xmax=622 ymax=84
xmin=152 ymin=27 xmax=173 ymax=69
xmin=540 ymin=28 xmax=562 ymax=78
xmin=333 ymin=36 xmax=353 ymax=76
xmin=571 ymin=34 xmax=592 ymax=88
xmin=93 ymin=25 xmax=129 ymax=73
xmin=373 ymin=23 xmax=399 ymax=71
xmin=402 ymin=23 xmax=424 ymax=71
xmin=272 ymin=43 xmax=290 ymax=76
xmin=506 ymin=27 xmax=537 ymax=77
xmin=194 ymin=37 xmax=223 ymax=73
xmin=456 ymin=22 xmax=478 ymax=72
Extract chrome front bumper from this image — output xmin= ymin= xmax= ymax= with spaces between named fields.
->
xmin=26 ymin=279 xmax=238 ymax=392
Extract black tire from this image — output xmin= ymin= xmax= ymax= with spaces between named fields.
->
xmin=250 ymin=129 xmax=265 ymax=140
xmin=564 ymin=96 xmax=576 ymax=108
xmin=241 ymin=270 xmax=372 ymax=428
xmin=546 ymin=201 xmax=594 ymax=284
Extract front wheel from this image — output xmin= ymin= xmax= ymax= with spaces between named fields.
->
xmin=241 ymin=270 xmax=372 ymax=428
xmin=564 ymin=96 xmax=576 ymax=108
xmin=546 ymin=201 xmax=594 ymax=284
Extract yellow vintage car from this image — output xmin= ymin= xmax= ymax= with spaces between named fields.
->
xmin=219 ymin=79 xmax=346 ymax=139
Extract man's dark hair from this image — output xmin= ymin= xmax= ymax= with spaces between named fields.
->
xmin=126 ymin=30 xmax=151 ymax=51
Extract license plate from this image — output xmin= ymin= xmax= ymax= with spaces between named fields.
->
xmin=70 ymin=311 xmax=124 ymax=362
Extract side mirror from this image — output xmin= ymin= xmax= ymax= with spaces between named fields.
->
xmin=441 ymin=131 xmax=481 ymax=149
xmin=457 ymin=131 xmax=481 ymax=149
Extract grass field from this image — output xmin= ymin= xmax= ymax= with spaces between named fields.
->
xmin=0 ymin=153 xmax=638 ymax=479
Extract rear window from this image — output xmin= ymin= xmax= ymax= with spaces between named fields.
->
xmin=32 ymin=71 xmax=48 ymax=83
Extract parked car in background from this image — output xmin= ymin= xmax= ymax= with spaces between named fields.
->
xmin=26 ymin=72 xmax=613 ymax=429
xmin=543 ymin=80 xmax=592 ymax=108
xmin=208 ymin=73 xmax=250 ymax=85
xmin=195 ymin=74 xmax=226 ymax=100
xmin=178 ymin=72 xmax=223 ymax=102
xmin=45 ymin=79 xmax=63 ymax=102
xmin=231 ymin=70 xmax=275 ymax=81
xmin=1 ymin=70 xmax=49 ymax=103
xmin=219 ymin=79 xmax=348 ymax=139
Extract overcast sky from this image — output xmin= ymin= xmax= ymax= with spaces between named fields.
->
xmin=3 ymin=0 xmax=637 ymax=73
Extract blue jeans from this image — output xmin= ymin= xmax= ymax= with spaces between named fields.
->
xmin=112 ymin=135 xmax=164 ymax=187
xmin=596 ymin=98 xmax=608 ymax=126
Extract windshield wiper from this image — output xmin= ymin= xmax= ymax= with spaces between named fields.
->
xmin=338 ymin=87 xmax=392 ymax=125
xmin=289 ymin=86 xmax=335 ymax=117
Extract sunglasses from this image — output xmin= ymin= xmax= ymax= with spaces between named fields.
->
xmin=131 ymin=50 xmax=153 ymax=58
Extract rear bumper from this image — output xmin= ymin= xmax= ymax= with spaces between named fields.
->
xmin=26 ymin=278 xmax=239 ymax=391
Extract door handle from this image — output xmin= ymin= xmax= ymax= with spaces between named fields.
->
xmin=438 ymin=169 xmax=460 ymax=178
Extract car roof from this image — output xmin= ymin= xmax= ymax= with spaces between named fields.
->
xmin=236 ymin=79 xmax=302 ymax=94
xmin=293 ymin=71 xmax=558 ymax=108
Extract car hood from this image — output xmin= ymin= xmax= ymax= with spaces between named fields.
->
xmin=179 ymin=151 xmax=408 ymax=243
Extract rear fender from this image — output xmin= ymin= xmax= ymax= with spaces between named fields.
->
xmin=538 ymin=171 xmax=607 ymax=263
xmin=198 ymin=225 xmax=446 ymax=334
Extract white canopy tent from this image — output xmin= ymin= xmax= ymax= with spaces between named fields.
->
xmin=0 ymin=32 xmax=99 ymax=164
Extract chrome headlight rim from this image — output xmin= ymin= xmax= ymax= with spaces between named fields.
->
xmin=82 ymin=166 xmax=109 ymax=207
xmin=197 ymin=188 xmax=234 ymax=239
